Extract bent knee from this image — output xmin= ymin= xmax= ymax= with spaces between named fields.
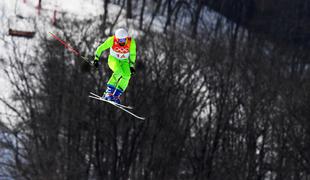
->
xmin=122 ymin=74 xmax=131 ymax=81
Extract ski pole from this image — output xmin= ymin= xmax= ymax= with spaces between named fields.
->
xmin=48 ymin=32 xmax=93 ymax=65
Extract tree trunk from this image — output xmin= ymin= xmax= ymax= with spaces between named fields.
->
xmin=139 ymin=0 xmax=146 ymax=30
xmin=163 ymin=0 xmax=172 ymax=33
xmin=126 ymin=0 xmax=132 ymax=18
xmin=103 ymin=0 xmax=109 ymax=28
xmin=191 ymin=0 xmax=203 ymax=38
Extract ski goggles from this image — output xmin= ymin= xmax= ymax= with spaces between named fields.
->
xmin=118 ymin=38 xmax=127 ymax=43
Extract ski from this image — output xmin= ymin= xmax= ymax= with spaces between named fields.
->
xmin=89 ymin=92 xmax=133 ymax=109
xmin=89 ymin=93 xmax=145 ymax=120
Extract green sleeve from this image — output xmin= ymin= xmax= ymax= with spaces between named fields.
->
xmin=94 ymin=36 xmax=114 ymax=60
xmin=129 ymin=38 xmax=136 ymax=67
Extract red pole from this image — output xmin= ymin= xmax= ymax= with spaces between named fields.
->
xmin=49 ymin=32 xmax=80 ymax=56
xmin=48 ymin=32 xmax=92 ymax=65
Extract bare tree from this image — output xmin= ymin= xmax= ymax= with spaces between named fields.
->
xmin=191 ymin=0 xmax=204 ymax=38
xmin=126 ymin=0 xmax=132 ymax=18
xmin=139 ymin=0 xmax=146 ymax=30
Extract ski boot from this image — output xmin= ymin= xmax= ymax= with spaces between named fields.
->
xmin=103 ymin=85 xmax=116 ymax=102
xmin=113 ymin=88 xmax=123 ymax=104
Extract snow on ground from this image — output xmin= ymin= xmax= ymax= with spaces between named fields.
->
xmin=0 ymin=0 xmax=106 ymax=123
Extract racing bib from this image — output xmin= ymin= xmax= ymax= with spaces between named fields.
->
xmin=110 ymin=37 xmax=131 ymax=60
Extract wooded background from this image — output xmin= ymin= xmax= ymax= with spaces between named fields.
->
xmin=0 ymin=0 xmax=310 ymax=180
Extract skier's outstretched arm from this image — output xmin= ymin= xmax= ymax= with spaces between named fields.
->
xmin=93 ymin=36 xmax=114 ymax=67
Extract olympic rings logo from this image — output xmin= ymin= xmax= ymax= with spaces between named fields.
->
xmin=113 ymin=46 xmax=129 ymax=53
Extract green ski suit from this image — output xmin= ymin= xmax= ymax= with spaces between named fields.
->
xmin=94 ymin=36 xmax=136 ymax=92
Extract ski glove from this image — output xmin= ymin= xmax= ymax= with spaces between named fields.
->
xmin=130 ymin=67 xmax=136 ymax=75
xmin=93 ymin=60 xmax=99 ymax=68
xmin=93 ymin=55 xmax=100 ymax=68
xmin=129 ymin=61 xmax=135 ymax=75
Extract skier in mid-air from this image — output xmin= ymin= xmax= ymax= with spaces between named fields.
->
xmin=93 ymin=28 xmax=136 ymax=104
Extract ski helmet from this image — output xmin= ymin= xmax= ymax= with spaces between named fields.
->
xmin=115 ymin=28 xmax=129 ymax=39
xmin=115 ymin=28 xmax=129 ymax=45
